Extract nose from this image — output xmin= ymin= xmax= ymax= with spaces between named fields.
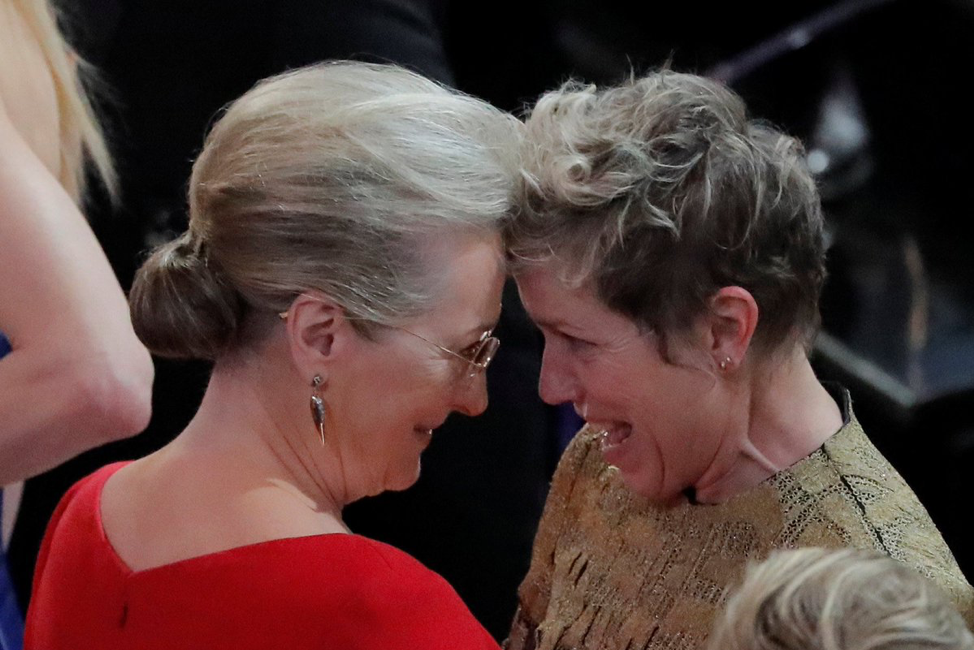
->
xmin=538 ymin=344 xmax=577 ymax=406
xmin=453 ymin=372 xmax=489 ymax=417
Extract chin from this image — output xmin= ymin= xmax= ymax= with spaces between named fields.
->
xmin=385 ymin=463 xmax=422 ymax=492
xmin=618 ymin=470 xmax=681 ymax=506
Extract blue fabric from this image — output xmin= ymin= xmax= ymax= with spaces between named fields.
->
xmin=0 ymin=332 xmax=25 ymax=650
xmin=0 ymin=492 xmax=24 ymax=650
xmin=555 ymin=403 xmax=585 ymax=454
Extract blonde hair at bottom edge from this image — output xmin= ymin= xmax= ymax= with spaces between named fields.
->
xmin=707 ymin=548 xmax=974 ymax=650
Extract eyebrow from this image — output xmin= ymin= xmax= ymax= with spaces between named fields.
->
xmin=531 ymin=318 xmax=569 ymax=332
xmin=464 ymin=304 xmax=503 ymax=338
xmin=465 ymin=320 xmax=498 ymax=338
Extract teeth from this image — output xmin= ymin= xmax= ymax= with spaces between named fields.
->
xmin=598 ymin=423 xmax=632 ymax=450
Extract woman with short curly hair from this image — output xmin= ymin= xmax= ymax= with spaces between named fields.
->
xmin=506 ymin=70 xmax=973 ymax=650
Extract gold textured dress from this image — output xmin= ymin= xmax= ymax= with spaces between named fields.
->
xmin=507 ymin=390 xmax=974 ymax=650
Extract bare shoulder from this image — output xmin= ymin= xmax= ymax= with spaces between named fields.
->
xmin=98 ymin=455 xmax=169 ymax=570
xmin=100 ymin=451 xmax=346 ymax=573
xmin=98 ymin=452 xmax=240 ymax=572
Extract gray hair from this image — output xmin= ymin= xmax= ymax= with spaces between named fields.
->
xmin=707 ymin=548 xmax=974 ymax=650
xmin=130 ymin=61 xmax=521 ymax=360
xmin=507 ymin=70 xmax=826 ymax=359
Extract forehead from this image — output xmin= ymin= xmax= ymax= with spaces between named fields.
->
xmin=516 ymin=265 xmax=587 ymax=310
xmin=418 ymin=231 xmax=504 ymax=328
xmin=515 ymin=265 xmax=626 ymax=332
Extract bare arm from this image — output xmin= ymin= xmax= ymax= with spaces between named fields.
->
xmin=0 ymin=102 xmax=154 ymax=484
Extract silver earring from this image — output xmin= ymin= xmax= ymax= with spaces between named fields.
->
xmin=310 ymin=375 xmax=325 ymax=446
xmin=719 ymin=357 xmax=731 ymax=371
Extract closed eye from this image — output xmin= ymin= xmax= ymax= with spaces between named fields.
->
xmin=563 ymin=333 xmax=595 ymax=350
xmin=541 ymin=326 xmax=596 ymax=351
xmin=458 ymin=330 xmax=493 ymax=361
xmin=458 ymin=340 xmax=482 ymax=360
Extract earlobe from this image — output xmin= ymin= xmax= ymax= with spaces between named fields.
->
xmin=708 ymin=287 xmax=759 ymax=370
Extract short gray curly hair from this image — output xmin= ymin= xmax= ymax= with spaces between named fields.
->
xmin=708 ymin=548 xmax=974 ymax=650
xmin=507 ymin=70 xmax=826 ymax=358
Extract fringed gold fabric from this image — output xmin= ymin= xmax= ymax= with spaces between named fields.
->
xmin=507 ymin=397 xmax=974 ymax=650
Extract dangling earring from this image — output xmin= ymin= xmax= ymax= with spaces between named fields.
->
xmin=310 ymin=375 xmax=326 ymax=446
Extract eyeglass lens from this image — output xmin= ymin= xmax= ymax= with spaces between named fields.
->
xmin=470 ymin=337 xmax=500 ymax=370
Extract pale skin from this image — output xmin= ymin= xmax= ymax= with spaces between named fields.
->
xmin=516 ymin=264 xmax=843 ymax=506
xmin=100 ymin=232 xmax=503 ymax=572
xmin=0 ymin=1 xmax=154 ymax=485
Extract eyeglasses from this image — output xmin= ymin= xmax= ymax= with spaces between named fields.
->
xmin=278 ymin=309 xmax=499 ymax=378
xmin=396 ymin=326 xmax=500 ymax=378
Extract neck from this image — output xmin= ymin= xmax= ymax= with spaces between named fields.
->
xmin=693 ymin=347 xmax=843 ymax=504
xmin=165 ymin=351 xmax=353 ymax=527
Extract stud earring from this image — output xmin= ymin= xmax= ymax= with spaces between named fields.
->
xmin=310 ymin=375 xmax=325 ymax=446
xmin=719 ymin=357 xmax=732 ymax=371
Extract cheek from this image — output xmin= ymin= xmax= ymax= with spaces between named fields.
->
xmin=636 ymin=377 xmax=722 ymax=480
xmin=368 ymin=351 xmax=448 ymax=403
xmin=608 ymin=426 xmax=670 ymax=501
xmin=577 ymin=356 xmax=638 ymax=402
xmin=365 ymin=362 xmax=453 ymax=435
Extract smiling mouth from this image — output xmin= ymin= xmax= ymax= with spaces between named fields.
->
xmin=592 ymin=422 xmax=633 ymax=451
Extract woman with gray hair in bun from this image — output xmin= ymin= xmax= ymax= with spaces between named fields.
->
xmin=505 ymin=70 xmax=973 ymax=650
xmin=25 ymin=61 xmax=519 ymax=649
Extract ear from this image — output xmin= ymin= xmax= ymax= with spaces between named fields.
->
xmin=704 ymin=286 xmax=759 ymax=372
xmin=280 ymin=293 xmax=353 ymax=382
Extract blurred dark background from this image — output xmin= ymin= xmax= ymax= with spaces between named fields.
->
xmin=8 ymin=0 xmax=974 ymax=641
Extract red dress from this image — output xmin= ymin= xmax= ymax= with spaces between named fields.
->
xmin=25 ymin=463 xmax=501 ymax=649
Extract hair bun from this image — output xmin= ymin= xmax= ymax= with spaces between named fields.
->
xmin=129 ymin=232 xmax=244 ymax=360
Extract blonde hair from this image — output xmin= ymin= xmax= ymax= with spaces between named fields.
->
xmin=130 ymin=62 xmax=521 ymax=360
xmin=9 ymin=0 xmax=116 ymax=201
xmin=708 ymin=548 xmax=974 ymax=650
